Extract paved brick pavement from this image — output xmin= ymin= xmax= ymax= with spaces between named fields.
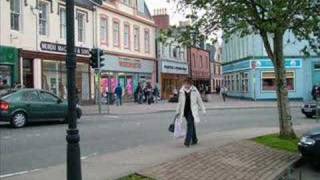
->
xmin=138 ymin=141 xmax=300 ymax=180
xmin=82 ymin=95 xmax=303 ymax=115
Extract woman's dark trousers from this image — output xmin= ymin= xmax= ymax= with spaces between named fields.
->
xmin=184 ymin=113 xmax=198 ymax=145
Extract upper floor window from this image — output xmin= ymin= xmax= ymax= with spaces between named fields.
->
xmin=144 ymin=29 xmax=150 ymax=53
xmin=173 ymin=47 xmax=178 ymax=58
xmin=39 ymin=1 xmax=49 ymax=35
xmin=193 ymin=53 xmax=196 ymax=68
xmin=113 ymin=20 xmax=120 ymax=47
xmin=100 ymin=17 xmax=108 ymax=44
xmin=59 ymin=8 xmax=66 ymax=39
xmin=122 ymin=0 xmax=131 ymax=6
xmin=200 ymin=55 xmax=203 ymax=68
xmin=134 ymin=26 xmax=140 ymax=51
xmin=124 ymin=23 xmax=130 ymax=49
xmin=10 ymin=0 xmax=21 ymax=31
xmin=77 ymin=12 xmax=86 ymax=42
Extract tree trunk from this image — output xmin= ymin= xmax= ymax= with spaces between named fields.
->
xmin=273 ymin=32 xmax=296 ymax=138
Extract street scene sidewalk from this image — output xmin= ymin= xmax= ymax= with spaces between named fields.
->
xmin=3 ymin=124 xmax=317 ymax=180
xmin=138 ymin=141 xmax=298 ymax=180
xmin=82 ymin=95 xmax=304 ymax=115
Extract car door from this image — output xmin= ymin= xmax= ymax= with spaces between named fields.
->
xmin=21 ymin=90 xmax=43 ymax=120
xmin=39 ymin=91 xmax=66 ymax=119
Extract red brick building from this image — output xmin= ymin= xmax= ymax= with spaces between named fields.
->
xmin=187 ymin=47 xmax=211 ymax=93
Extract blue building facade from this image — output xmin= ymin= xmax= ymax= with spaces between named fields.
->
xmin=222 ymin=32 xmax=320 ymax=101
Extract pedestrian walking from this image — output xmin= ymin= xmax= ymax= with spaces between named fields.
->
xmin=144 ymin=82 xmax=153 ymax=105
xmin=115 ymin=83 xmax=123 ymax=106
xmin=176 ymin=78 xmax=206 ymax=147
xmin=221 ymin=86 xmax=228 ymax=102
xmin=153 ymin=85 xmax=160 ymax=103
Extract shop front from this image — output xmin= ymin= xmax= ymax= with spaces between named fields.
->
xmin=223 ymin=58 xmax=304 ymax=100
xmin=160 ymin=60 xmax=189 ymax=99
xmin=0 ymin=46 xmax=19 ymax=87
xmin=100 ymin=55 xmax=155 ymax=102
xmin=20 ymin=41 xmax=92 ymax=103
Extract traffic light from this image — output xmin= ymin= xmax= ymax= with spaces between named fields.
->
xmin=89 ymin=48 xmax=104 ymax=69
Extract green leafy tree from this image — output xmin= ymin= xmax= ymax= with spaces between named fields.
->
xmin=176 ymin=0 xmax=320 ymax=138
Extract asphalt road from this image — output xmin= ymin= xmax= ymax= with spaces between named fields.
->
xmin=0 ymin=107 xmax=319 ymax=177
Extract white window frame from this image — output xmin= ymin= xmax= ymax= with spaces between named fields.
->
xmin=144 ymin=29 xmax=150 ymax=53
xmin=39 ymin=1 xmax=49 ymax=36
xmin=124 ymin=23 xmax=130 ymax=49
xmin=261 ymin=71 xmax=296 ymax=92
xmin=10 ymin=0 xmax=21 ymax=31
xmin=59 ymin=7 xmax=66 ymax=39
xmin=100 ymin=17 xmax=108 ymax=45
xmin=77 ymin=12 xmax=86 ymax=43
xmin=113 ymin=20 xmax=120 ymax=47
xmin=133 ymin=26 xmax=140 ymax=51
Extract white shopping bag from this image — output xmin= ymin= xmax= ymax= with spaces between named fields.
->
xmin=173 ymin=119 xmax=186 ymax=139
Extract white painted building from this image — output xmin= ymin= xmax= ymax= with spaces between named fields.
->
xmin=95 ymin=0 xmax=156 ymax=102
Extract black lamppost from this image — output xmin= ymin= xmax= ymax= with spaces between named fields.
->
xmin=66 ymin=0 xmax=82 ymax=180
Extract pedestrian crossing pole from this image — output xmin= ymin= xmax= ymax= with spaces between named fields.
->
xmin=97 ymin=48 xmax=102 ymax=114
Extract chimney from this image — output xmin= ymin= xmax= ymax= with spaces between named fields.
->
xmin=152 ymin=8 xmax=170 ymax=30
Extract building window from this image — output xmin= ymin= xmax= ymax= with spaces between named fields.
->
xmin=242 ymin=73 xmax=249 ymax=93
xmin=124 ymin=23 xmax=130 ymax=49
xmin=173 ymin=47 xmax=177 ymax=58
xmin=59 ymin=8 xmax=66 ymax=39
xmin=122 ymin=0 xmax=131 ymax=6
xmin=262 ymin=71 xmax=295 ymax=91
xmin=200 ymin=55 xmax=203 ymax=68
xmin=144 ymin=29 xmax=150 ymax=53
xmin=100 ymin=17 xmax=108 ymax=44
xmin=113 ymin=20 xmax=120 ymax=47
xmin=77 ymin=12 xmax=86 ymax=42
xmin=193 ymin=53 xmax=196 ymax=68
xmin=134 ymin=26 xmax=140 ymax=51
xmin=314 ymin=63 xmax=320 ymax=70
xmin=39 ymin=1 xmax=49 ymax=35
xmin=10 ymin=0 xmax=21 ymax=31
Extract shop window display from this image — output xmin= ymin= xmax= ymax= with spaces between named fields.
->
xmin=262 ymin=71 xmax=295 ymax=91
xmin=0 ymin=65 xmax=12 ymax=86
xmin=42 ymin=60 xmax=90 ymax=101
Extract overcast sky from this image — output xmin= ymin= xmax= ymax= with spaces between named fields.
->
xmin=145 ymin=0 xmax=187 ymax=25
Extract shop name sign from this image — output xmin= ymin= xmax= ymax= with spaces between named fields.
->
xmin=162 ymin=61 xmax=188 ymax=75
xmin=40 ymin=41 xmax=90 ymax=56
xmin=119 ymin=58 xmax=142 ymax=69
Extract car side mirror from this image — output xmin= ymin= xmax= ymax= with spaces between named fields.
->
xmin=57 ymin=99 xmax=63 ymax=104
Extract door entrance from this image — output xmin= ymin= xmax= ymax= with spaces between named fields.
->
xmin=23 ymin=59 xmax=34 ymax=88
xmin=313 ymin=63 xmax=320 ymax=85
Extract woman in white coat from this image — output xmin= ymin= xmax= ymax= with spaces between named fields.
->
xmin=176 ymin=78 xmax=206 ymax=147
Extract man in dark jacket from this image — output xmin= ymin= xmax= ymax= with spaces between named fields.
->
xmin=115 ymin=84 xmax=123 ymax=106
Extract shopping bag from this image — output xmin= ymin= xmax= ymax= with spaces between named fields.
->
xmin=168 ymin=114 xmax=179 ymax=133
xmin=173 ymin=119 xmax=186 ymax=139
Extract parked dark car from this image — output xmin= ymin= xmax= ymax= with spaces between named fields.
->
xmin=301 ymin=101 xmax=320 ymax=118
xmin=0 ymin=89 xmax=82 ymax=128
xmin=298 ymin=127 xmax=320 ymax=167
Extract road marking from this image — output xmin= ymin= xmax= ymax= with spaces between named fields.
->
xmin=81 ymin=152 xmax=98 ymax=160
xmin=0 ymin=169 xmax=41 ymax=178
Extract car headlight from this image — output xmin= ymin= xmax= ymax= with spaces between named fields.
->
xmin=300 ymin=136 xmax=316 ymax=145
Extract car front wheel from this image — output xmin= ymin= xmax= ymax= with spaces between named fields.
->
xmin=11 ymin=112 xmax=27 ymax=128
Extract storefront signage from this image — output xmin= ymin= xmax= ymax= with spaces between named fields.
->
xmin=100 ymin=55 xmax=154 ymax=73
xmin=252 ymin=58 xmax=302 ymax=69
xmin=161 ymin=61 xmax=189 ymax=75
xmin=40 ymin=41 xmax=90 ymax=56
xmin=119 ymin=58 xmax=142 ymax=69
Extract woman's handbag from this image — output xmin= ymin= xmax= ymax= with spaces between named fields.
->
xmin=168 ymin=114 xmax=179 ymax=133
